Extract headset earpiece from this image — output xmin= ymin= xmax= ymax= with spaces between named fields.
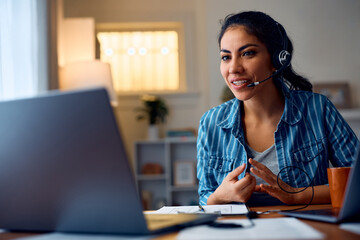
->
xmin=273 ymin=49 xmax=291 ymax=71
xmin=278 ymin=50 xmax=291 ymax=66
xmin=272 ymin=23 xmax=292 ymax=71
xmin=247 ymin=22 xmax=292 ymax=88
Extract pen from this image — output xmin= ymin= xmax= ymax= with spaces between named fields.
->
xmin=198 ymin=205 xmax=206 ymax=213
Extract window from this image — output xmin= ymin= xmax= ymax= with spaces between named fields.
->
xmin=0 ymin=0 xmax=47 ymax=101
xmin=96 ymin=22 xmax=185 ymax=93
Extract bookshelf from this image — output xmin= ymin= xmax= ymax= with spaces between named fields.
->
xmin=134 ymin=137 xmax=199 ymax=210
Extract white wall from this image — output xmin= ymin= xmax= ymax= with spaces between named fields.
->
xmin=63 ymin=0 xmax=360 ymax=163
xmin=206 ymin=0 xmax=360 ymax=108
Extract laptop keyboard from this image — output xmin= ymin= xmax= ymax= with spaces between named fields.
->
xmin=301 ymin=208 xmax=340 ymax=217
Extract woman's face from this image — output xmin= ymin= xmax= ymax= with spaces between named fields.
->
xmin=220 ymin=26 xmax=275 ymax=101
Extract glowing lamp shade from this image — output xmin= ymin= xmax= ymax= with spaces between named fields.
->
xmin=60 ymin=60 xmax=118 ymax=106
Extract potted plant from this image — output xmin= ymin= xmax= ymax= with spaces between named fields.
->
xmin=136 ymin=95 xmax=169 ymax=139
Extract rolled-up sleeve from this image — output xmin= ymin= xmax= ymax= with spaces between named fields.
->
xmin=197 ymin=113 xmax=213 ymax=205
xmin=323 ymin=97 xmax=359 ymax=166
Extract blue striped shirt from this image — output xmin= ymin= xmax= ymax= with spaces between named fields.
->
xmin=197 ymin=88 xmax=359 ymax=205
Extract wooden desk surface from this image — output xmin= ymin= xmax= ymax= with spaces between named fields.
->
xmin=1 ymin=204 xmax=359 ymax=240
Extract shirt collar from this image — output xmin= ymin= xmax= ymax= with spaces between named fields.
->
xmin=216 ymin=85 xmax=306 ymax=129
xmin=217 ymin=98 xmax=241 ymax=129
xmin=281 ymin=87 xmax=303 ymax=125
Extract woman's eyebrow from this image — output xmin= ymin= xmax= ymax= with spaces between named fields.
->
xmin=220 ymin=43 xmax=259 ymax=53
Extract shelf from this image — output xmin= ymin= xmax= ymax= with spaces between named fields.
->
xmin=134 ymin=139 xmax=165 ymax=144
xmin=134 ymin=138 xmax=198 ymax=209
xmin=164 ymin=136 xmax=197 ymax=143
xmin=339 ymin=108 xmax=360 ymax=120
xmin=339 ymin=108 xmax=360 ymax=137
xmin=170 ymin=185 xmax=198 ymax=192
xmin=136 ymin=174 xmax=167 ymax=181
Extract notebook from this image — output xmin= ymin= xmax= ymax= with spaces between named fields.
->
xmin=280 ymin=145 xmax=360 ymax=223
xmin=0 ymin=88 xmax=217 ymax=235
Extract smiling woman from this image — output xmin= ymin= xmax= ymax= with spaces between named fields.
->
xmin=197 ymin=11 xmax=359 ymax=207
xmin=219 ymin=26 xmax=275 ymax=102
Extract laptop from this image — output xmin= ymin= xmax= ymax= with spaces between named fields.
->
xmin=280 ymin=145 xmax=360 ymax=223
xmin=0 ymin=88 xmax=217 ymax=235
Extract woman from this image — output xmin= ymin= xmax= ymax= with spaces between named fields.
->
xmin=197 ymin=11 xmax=359 ymax=206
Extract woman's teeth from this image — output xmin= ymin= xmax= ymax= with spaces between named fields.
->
xmin=233 ymin=80 xmax=248 ymax=86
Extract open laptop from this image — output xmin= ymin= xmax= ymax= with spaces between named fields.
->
xmin=280 ymin=145 xmax=360 ymax=223
xmin=0 ymin=88 xmax=217 ymax=235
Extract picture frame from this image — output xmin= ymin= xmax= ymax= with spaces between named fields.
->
xmin=313 ymin=82 xmax=351 ymax=109
xmin=173 ymin=161 xmax=196 ymax=186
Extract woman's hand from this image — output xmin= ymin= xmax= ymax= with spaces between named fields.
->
xmin=207 ymin=163 xmax=256 ymax=205
xmin=249 ymin=158 xmax=331 ymax=205
xmin=249 ymin=158 xmax=301 ymax=204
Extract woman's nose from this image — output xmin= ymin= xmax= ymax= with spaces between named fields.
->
xmin=229 ymin=59 xmax=244 ymax=74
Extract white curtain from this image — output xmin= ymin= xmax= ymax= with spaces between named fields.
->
xmin=0 ymin=0 xmax=49 ymax=101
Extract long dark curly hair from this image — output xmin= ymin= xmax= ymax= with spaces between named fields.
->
xmin=218 ymin=11 xmax=312 ymax=92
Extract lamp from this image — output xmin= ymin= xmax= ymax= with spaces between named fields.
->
xmin=59 ymin=60 xmax=118 ymax=107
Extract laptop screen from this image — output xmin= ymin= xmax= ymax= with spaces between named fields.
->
xmin=0 ymin=88 xmax=149 ymax=234
xmin=339 ymin=144 xmax=360 ymax=222
xmin=280 ymin=144 xmax=360 ymax=223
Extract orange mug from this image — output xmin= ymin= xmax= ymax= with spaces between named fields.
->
xmin=327 ymin=167 xmax=351 ymax=208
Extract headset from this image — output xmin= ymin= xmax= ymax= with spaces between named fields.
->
xmin=247 ymin=22 xmax=292 ymax=87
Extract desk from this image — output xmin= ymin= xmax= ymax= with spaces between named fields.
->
xmin=1 ymin=204 xmax=359 ymax=240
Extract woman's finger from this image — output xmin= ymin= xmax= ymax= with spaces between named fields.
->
xmin=254 ymin=185 xmax=263 ymax=192
xmin=234 ymin=174 xmax=256 ymax=202
xmin=249 ymin=158 xmax=273 ymax=175
xmin=250 ymin=166 xmax=277 ymax=185
xmin=225 ymin=163 xmax=246 ymax=180
xmin=234 ymin=173 xmax=255 ymax=190
xmin=260 ymin=184 xmax=296 ymax=205
xmin=259 ymin=184 xmax=279 ymax=198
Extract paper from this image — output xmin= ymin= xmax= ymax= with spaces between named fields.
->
xmin=148 ymin=204 xmax=248 ymax=215
xmin=16 ymin=232 xmax=151 ymax=240
xmin=340 ymin=222 xmax=360 ymax=235
xmin=177 ymin=217 xmax=324 ymax=239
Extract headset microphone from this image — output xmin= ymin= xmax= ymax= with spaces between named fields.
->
xmin=247 ymin=22 xmax=291 ymax=88
xmin=247 ymin=50 xmax=291 ymax=88
xmin=247 ymin=71 xmax=277 ymax=87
